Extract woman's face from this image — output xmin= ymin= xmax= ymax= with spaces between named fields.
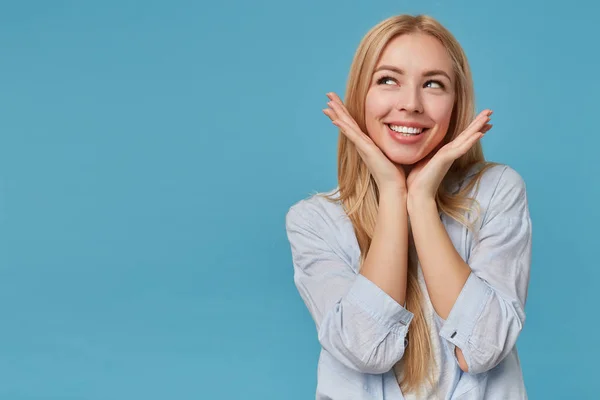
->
xmin=364 ymin=33 xmax=456 ymax=166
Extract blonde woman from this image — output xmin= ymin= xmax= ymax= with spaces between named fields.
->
xmin=285 ymin=14 xmax=532 ymax=400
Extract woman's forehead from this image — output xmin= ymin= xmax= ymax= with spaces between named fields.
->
xmin=377 ymin=33 xmax=454 ymax=74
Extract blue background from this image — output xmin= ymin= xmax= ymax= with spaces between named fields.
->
xmin=1 ymin=0 xmax=598 ymax=399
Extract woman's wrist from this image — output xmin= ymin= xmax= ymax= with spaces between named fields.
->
xmin=379 ymin=184 xmax=409 ymax=201
xmin=407 ymin=193 xmax=437 ymax=215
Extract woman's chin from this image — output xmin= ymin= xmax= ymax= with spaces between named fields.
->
xmin=385 ymin=150 xmax=425 ymax=166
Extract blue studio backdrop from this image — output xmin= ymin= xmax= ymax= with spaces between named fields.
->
xmin=1 ymin=1 xmax=598 ymax=399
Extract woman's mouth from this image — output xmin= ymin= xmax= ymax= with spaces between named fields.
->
xmin=386 ymin=123 xmax=430 ymax=144
xmin=386 ymin=124 xmax=429 ymax=136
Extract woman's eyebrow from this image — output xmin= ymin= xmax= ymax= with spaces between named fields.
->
xmin=375 ymin=65 xmax=452 ymax=81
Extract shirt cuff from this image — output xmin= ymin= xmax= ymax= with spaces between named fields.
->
xmin=346 ymin=274 xmax=414 ymax=335
xmin=439 ymin=272 xmax=492 ymax=363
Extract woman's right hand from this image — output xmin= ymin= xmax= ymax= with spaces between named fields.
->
xmin=323 ymin=92 xmax=407 ymax=195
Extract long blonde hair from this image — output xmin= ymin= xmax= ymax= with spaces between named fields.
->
xmin=321 ymin=15 xmax=498 ymax=394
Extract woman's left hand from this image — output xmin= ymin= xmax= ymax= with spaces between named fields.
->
xmin=406 ymin=109 xmax=493 ymax=204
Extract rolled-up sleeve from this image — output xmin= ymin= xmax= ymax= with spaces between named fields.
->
xmin=439 ymin=166 xmax=532 ymax=374
xmin=285 ymin=204 xmax=413 ymax=374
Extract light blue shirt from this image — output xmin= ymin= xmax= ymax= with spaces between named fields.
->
xmin=285 ymin=164 xmax=532 ymax=399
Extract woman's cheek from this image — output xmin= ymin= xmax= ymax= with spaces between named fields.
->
xmin=431 ymin=96 xmax=455 ymax=127
xmin=366 ymin=91 xmax=392 ymax=116
xmin=438 ymin=96 xmax=454 ymax=126
xmin=365 ymin=91 xmax=392 ymax=135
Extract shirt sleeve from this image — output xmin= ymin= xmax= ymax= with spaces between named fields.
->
xmin=438 ymin=166 xmax=532 ymax=374
xmin=285 ymin=202 xmax=414 ymax=374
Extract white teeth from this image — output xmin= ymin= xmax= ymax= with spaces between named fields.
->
xmin=388 ymin=124 xmax=424 ymax=134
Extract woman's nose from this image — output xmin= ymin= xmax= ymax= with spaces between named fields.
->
xmin=395 ymin=87 xmax=424 ymax=114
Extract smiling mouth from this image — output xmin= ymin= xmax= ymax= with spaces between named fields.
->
xmin=386 ymin=124 xmax=429 ymax=136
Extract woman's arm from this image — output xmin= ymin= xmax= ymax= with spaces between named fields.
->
xmin=407 ymin=166 xmax=532 ymax=374
xmin=360 ymin=186 xmax=410 ymax=305
xmin=285 ymin=191 xmax=412 ymax=374
xmin=407 ymin=196 xmax=472 ymax=370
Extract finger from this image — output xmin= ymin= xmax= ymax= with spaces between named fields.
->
xmin=332 ymin=118 xmax=374 ymax=150
xmin=323 ymin=107 xmax=339 ymax=122
xmin=452 ymin=124 xmax=484 ymax=148
xmin=464 ymin=110 xmax=492 ymax=132
xmin=328 ymin=101 xmax=361 ymax=131
xmin=481 ymin=109 xmax=493 ymax=117
xmin=332 ymin=118 xmax=361 ymax=141
xmin=481 ymin=123 xmax=493 ymax=134
xmin=456 ymin=113 xmax=491 ymax=144
xmin=332 ymin=119 xmax=369 ymax=156
xmin=450 ymin=122 xmax=490 ymax=151
xmin=439 ymin=112 xmax=492 ymax=160
xmin=326 ymin=92 xmax=345 ymax=106
xmin=462 ymin=123 xmax=492 ymax=141
xmin=469 ymin=114 xmax=491 ymax=133
xmin=325 ymin=93 xmax=358 ymax=126
xmin=465 ymin=128 xmax=487 ymax=147
xmin=475 ymin=109 xmax=493 ymax=120
xmin=447 ymin=131 xmax=484 ymax=159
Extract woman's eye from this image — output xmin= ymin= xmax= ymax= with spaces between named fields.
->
xmin=376 ymin=76 xmax=397 ymax=85
xmin=425 ymin=80 xmax=445 ymax=89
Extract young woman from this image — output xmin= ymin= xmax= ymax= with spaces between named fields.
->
xmin=285 ymin=14 xmax=532 ymax=400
